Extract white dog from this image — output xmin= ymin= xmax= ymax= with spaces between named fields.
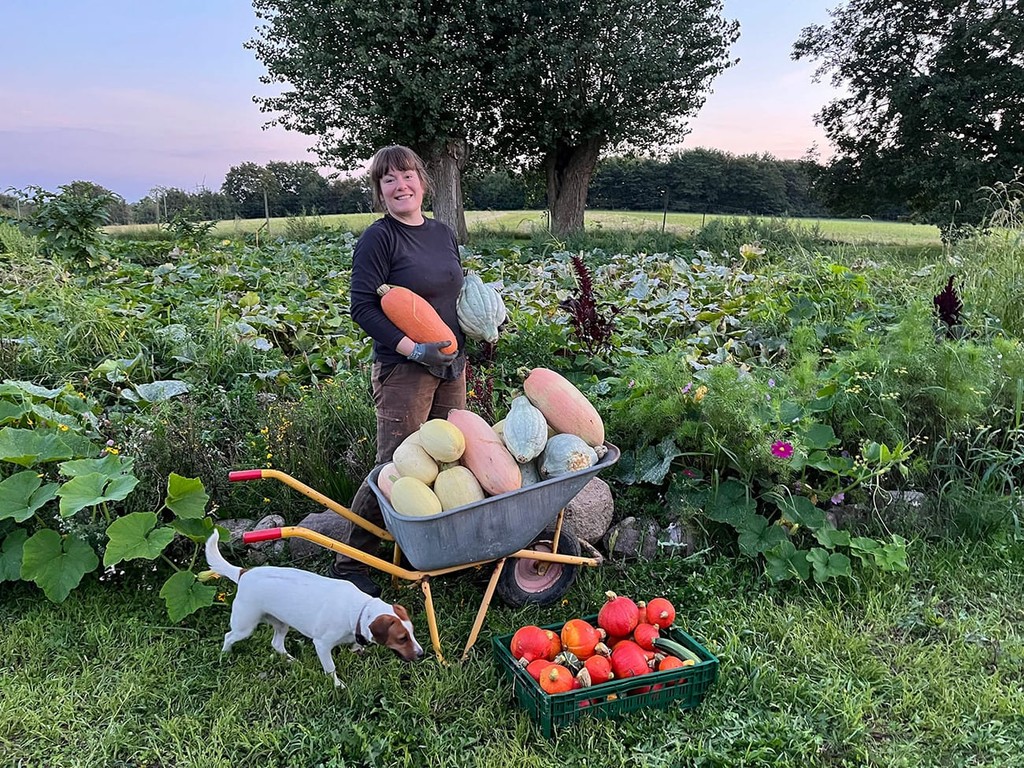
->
xmin=205 ymin=529 xmax=423 ymax=686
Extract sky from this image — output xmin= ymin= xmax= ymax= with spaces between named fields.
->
xmin=1 ymin=1 xmax=840 ymax=203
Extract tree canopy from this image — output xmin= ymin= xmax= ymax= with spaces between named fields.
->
xmin=495 ymin=0 xmax=738 ymax=234
xmin=249 ymin=0 xmax=493 ymax=241
xmin=793 ymin=0 xmax=1024 ymax=235
xmin=248 ymin=0 xmax=737 ymax=238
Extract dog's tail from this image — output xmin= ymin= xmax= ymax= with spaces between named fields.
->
xmin=204 ymin=529 xmax=243 ymax=583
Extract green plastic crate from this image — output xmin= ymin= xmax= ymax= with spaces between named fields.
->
xmin=492 ymin=616 xmax=719 ymax=737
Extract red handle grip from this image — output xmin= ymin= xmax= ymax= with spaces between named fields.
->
xmin=229 ymin=470 xmax=264 ymax=482
xmin=243 ymin=528 xmax=283 ymax=544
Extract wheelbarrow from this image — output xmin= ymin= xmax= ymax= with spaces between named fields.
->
xmin=230 ymin=443 xmax=619 ymax=663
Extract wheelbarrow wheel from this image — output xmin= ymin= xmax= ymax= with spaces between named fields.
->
xmin=495 ymin=522 xmax=580 ymax=607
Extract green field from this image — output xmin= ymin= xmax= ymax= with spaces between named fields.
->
xmin=108 ymin=209 xmax=944 ymax=246
xmin=4 ymin=212 xmax=1022 ymax=767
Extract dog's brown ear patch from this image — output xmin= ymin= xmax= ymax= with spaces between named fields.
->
xmin=393 ymin=604 xmax=409 ymax=621
xmin=369 ymin=614 xmax=397 ymax=645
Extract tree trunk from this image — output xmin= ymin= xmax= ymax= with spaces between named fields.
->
xmin=423 ymin=139 xmax=470 ymax=244
xmin=545 ymin=137 xmax=603 ymax=237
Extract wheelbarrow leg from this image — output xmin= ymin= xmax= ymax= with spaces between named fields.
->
xmin=461 ymin=558 xmax=506 ymax=661
xmin=551 ymin=509 xmax=565 ymax=557
xmin=420 ymin=578 xmax=446 ymax=665
xmin=391 ymin=544 xmax=404 ymax=590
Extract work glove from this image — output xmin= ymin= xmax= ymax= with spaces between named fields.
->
xmin=406 ymin=340 xmax=456 ymax=366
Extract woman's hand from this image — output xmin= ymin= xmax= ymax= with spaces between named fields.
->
xmin=406 ymin=340 xmax=457 ymax=366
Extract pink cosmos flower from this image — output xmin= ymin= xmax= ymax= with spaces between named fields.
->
xmin=771 ymin=440 xmax=794 ymax=459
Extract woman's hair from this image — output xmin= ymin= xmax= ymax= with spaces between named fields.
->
xmin=368 ymin=145 xmax=433 ymax=212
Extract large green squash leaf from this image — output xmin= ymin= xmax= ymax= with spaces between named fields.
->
xmin=704 ymin=478 xmax=756 ymax=525
xmin=20 ymin=529 xmax=99 ymax=602
xmin=57 ymin=472 xmax=140 ymax=517
xmin=160 ymin=570 xmax=217 ymax=622
xmin=165 ymin=474 xmax=209 ymax=519
xmin=1 ymin=528 xmax=29 ymax=582
xmin=104 ymin=512 xmax=176 ymax=566
xmin=764 ymin=540 xmax=811 ymax=582
xmin=0 ymin=471 xmax=60 ymax=522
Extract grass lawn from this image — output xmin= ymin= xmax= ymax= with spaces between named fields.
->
xmin=3 ymin=538 xmax=1022 ymax=767
xmin=108 ymin=210 xmax=943 ymax=248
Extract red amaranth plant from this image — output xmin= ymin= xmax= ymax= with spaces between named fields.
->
xmin=932 ymin=274 xmax=962 ymax=338
xmin=560 ymin=254 xmax=618 ymax=357
xmin=465 ymin=357 xmax=496 ymax=425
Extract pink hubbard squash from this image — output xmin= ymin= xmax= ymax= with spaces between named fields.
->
xmin=446 ymin=409 xmax=522 ymax=495
xmin=523 ymin=367 xmax=605 ymax=447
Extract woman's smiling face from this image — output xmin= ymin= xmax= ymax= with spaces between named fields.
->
xmin=379 ymin=166 xmax=425 ymax=224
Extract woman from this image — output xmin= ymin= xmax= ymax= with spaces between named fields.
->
xmin=331 ymin=145 xmax=467 ymax=595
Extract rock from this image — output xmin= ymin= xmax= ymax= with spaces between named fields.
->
xmin=244 ymin=514 xmax=287 ymax=563
xmin=215 ymin=518 xmax=257 ymax=547
xmin=287 ymin=509 xmax=354 ymax=562
xmin=563 ymin=478 xmax=614 ymax=544
xmin=659 ymin=519 xmax=697 ymax=558
xmin=827 ymin=504 xmax=872 ymax=530
xmin=602 ymin=516 xmax=660 ymax=560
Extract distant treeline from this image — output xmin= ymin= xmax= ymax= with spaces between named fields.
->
xmin=1 ymin=148 xmax=829 ymax=225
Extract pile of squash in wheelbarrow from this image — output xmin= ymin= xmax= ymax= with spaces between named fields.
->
xmin=377 ymin=366 xmax=608 ymax=519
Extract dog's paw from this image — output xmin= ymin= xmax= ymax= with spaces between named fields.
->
xmin=332 ymin=673 xmax=346 ymax=688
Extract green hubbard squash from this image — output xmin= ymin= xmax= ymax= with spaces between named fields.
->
xmin=456 ymin=272 xmax=507 ymax=343
xmin=502 ymin=395 xmax=549 ymax=463
xmin=539 ymin=433 xmax=598 ymax=478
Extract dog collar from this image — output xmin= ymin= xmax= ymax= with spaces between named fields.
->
xmin=355 ymin=601 xmax=374 ymax=646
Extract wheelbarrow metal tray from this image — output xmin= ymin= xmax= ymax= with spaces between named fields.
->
xmin=367 ymin=443 xmax=619 ymax=570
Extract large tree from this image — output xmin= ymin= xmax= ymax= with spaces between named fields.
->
xmin=247 ymin=0 xmax=737 ymax=239
xmin=248 ymin=0 xmax=492 ymax=242
xmin=793 ymin=0 xmax=1024 ymax=234
xmin=493 ymin=0 xmax=738 ymax=235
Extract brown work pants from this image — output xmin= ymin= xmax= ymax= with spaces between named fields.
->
xmin=338 ymin=360 xmax=466 ymax=565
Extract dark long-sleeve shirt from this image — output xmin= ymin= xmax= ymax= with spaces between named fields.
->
xmin=349 ymin=215 xmax=465 ymax=369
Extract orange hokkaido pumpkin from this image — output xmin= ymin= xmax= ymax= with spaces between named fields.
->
xmin=543 ymin=629 xmax=562 ymax=661
xmin=609 ymin=640 xmax=650 ymax=680
xmin=525 ymin=658 xmax=554 ymax=682
xmin=597 ymin=591 xmax=640 ymax=638
xmin=377 ymin=284 xmax=459 ymax=355
xmin=539 ymin=664 xmax=574 ymax=694
xmin=510 ymin=625 xmax=551 ymax=663
xmin=560 ymin=618 xmax=605 ymax=660
xmin=645 ymin=597 xmax=677 ymax=629
xmin=633 ymin=622 xmax=660 ymax=652
xmin=583 ymin=654 xmax=614 ymax=685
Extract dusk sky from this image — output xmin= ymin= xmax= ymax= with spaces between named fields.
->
xmin=2 ymin=1 xmax=840 ymax=203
